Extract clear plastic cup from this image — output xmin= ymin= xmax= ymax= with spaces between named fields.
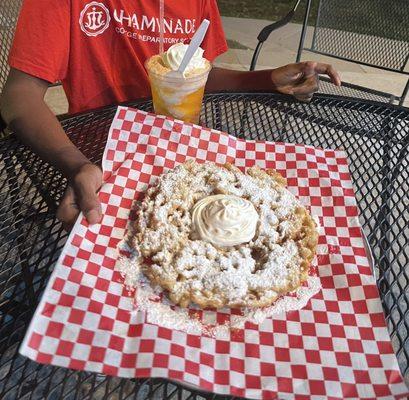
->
xmin=145 ymin=56 xmax=211 ymax=124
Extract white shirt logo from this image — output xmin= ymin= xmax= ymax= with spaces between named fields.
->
xmin=79 ymin=2 xmax=111 ymax=37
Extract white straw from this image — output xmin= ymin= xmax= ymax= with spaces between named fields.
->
xmin=177 ymin=19 xmax=210 ymax=74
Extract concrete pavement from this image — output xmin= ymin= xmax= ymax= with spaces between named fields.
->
xmin=218 ymin=17 xmax=409 ymax=105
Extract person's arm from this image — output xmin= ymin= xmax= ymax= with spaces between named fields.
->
xmin=0 ymin=68 xmax=102 ymax=229
xmin=206 ymin=67 xmax=273 ymax=92
xmin=206 ymin=62 xmax=341 ymax=101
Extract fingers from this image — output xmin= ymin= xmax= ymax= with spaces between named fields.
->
xmin=317 ymin=63 xmax=341 ymax=86
xmin=57 ymin=181 xmax=102 ymax=231
xmin=73 ymin=163 xmax=103 ymax=225
xmin=294 ymin=93 xmax=314 ymax=102
xmin=303 ymin=61 xmax=341 ymax=86
xmin=56 ymin=186 xmax=80 ymax=231
xmin=57 ymin=164 xmax=103 ymax=230
xmin=292 ymin=75 xmax=319 ymax=101
xmin=73 ymin=177 xmax=102 ymax=225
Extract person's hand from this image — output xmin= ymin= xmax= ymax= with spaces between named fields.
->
xmin=271 ymin=61 xmax=341 ymax=102
xmin=57 ymin=163 xmax=103 ymax=231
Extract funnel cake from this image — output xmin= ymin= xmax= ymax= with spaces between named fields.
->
xmin=131 ymin=160 xmax=318 ymax=308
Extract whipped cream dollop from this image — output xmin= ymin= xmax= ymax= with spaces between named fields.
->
xmin=162 ymin=42 xmax=207 ymax=74
xmin=191 ymin=195 xmax=259 ymax=247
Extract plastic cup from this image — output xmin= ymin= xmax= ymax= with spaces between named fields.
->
xmin=145 ymin=56 xmax=211 ymax=124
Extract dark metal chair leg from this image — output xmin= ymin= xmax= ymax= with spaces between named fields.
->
xmin=296 ymin=0 xmax=313 ymax=62
xmin=399 ymin=79 xmax=409 ymax=106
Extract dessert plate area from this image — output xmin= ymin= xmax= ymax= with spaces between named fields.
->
xmin=19 ymin=107 xmax=408 ymax=399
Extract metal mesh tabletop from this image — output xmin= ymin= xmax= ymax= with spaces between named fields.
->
xmin=0 ymin=93 xmax=408 ymax=399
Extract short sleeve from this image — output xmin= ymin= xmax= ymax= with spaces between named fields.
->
xmin=8 ymin=0 xmax=70 ymax=83
xmin=200 ymin=0 xmax=228 ymax=62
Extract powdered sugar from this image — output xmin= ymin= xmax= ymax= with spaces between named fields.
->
xmin=116 ymin=161 xmax=320 ymax=334
xmin=116 ymin=242 xmax=321 ymax=338
xmin=127 ymin=162 xmax=316 ymax=308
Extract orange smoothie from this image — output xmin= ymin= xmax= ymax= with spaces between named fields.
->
xmin=145 ymin=44 xmax=211 ymax=124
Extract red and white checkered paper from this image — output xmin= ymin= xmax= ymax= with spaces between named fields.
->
xmin=21 ymin=106 xmax=409 ymax=399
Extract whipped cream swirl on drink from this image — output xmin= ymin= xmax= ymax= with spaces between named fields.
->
xmin=162 ymin=42 xmax=207 ymax=74
xmin=191 ymin=195 xmax=259 ymax=247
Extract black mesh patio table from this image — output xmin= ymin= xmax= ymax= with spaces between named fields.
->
xmin=0 ymin=92 xmax=408 ymax=399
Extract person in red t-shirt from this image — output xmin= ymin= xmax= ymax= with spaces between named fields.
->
xmin=0 ymin=0 xmax=340 ymax=230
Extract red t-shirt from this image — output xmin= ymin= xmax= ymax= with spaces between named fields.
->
xmin=9 ymin=0 xmax=228 ymax=114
